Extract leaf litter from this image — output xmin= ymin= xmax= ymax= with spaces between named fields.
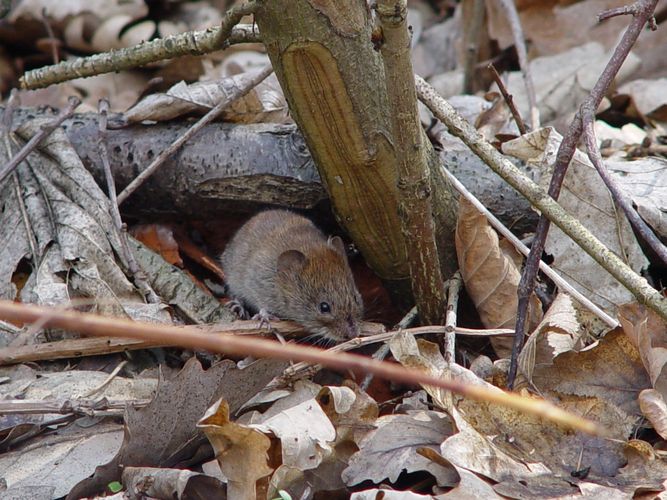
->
xmin=1 ymin=0 xmax=667 ymax=497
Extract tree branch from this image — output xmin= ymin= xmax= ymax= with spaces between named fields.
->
xmin=508 ymin=0 xmax=659 ymax=388
xmin=415 ymin=75 xmax=667 ymax=325
xmin=377 ymin=0 xmax=447 ymax=324
xmin=20 ymin=6 xmax=260 ymax=90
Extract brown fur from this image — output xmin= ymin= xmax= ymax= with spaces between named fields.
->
xmin=221 ymin=210 xmax=363 ymax=341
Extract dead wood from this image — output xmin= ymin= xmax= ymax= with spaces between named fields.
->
xmin=2 ymin=107 xmax=538 ymax=232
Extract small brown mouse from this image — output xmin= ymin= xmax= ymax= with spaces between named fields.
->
xmin=221 ymin=210 xmax=363 ymax=342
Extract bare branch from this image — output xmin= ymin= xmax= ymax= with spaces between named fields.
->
xmin=20 ymin=2 xmax=259 ymax=90
xmin=415 ymin=75 xmax=667 ymax=325
xmin=508 ymin=0 xmax=659 ymax=388
xmin=377 ymin=0 xmax=447 ymax=324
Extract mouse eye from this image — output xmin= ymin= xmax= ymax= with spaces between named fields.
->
xmin=319 ymin=302 xmax=331 ymax=314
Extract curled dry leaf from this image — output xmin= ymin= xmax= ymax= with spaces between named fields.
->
xmin=619 ymin=302 xmax=667 ymax=398
xmin=198 ymin=398 xmax=273 ymax=500
xmin=243 ymin=381 xmax=336 ymax=471
xmin=123 ymin=70 xmax=287 ymax=125
xmin=317 ymin=382 xmax=378 ymax=444
xmin=517 ymin=292 xmax=586 ymax=381
xmin=68 ymin=357 xmax=285 ymax=499
xmin=266 ymin=381 xmax=379 ymax=497
xmin=455 ymin=196 xmax=542 ymax=357
xmin=638 ymin=389 xmax=667 ymax=440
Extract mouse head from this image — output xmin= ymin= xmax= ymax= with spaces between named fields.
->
xmin=276 ymin=236 xmax=363 ymax=343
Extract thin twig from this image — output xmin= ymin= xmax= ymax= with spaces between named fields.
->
xmin=98 ymin=99 xmax=160 ymax=303
xmin=508 ymin=0 xmax=659 ymax=388
xmin=415 ymin=75 xmax=667 ymax=321
xmin=462 ymin=0 xmax=486 ymax=94
xmin=292 ymin=321 xmax=512 ymax=388
xmin=581 ymin=108 xmax=667 ymax=265
xmin=488 ymin=63 xmax=526 ymax=134
xmin=598 ymin=4 xmax=640 ymax=21
xmin=0 ymin=299 xmax=602 ymax=434
xmin=80 ymin=360 xmax=129 ymax=398
xmin=444 ymin=271 xmax=462 ymax=363
xmin=0 ymin=397 xmax=150 ymax=416
xmin=360 ymin=306 xmax=419 ymax=391
xmin=40 ymin=8 xmax=60 ymax=64
xmin=117 ymin=64 xmax=273 ymax=205
xmin=20 ymin=3 xmax=259 ymax=89
xmin=498 ymin=0 xmax=538 ymax=129
xmin=442 ymin=166 xmax=618 ymax=328
xmin=0 ymin=96 xmax=80 ymax=185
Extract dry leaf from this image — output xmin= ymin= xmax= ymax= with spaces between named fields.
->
xmin=492 ymin=42 xmax=639 ymax=125
xmin=532 ymin=329 xmax=650 ymax=418
xmin=486 ymin=0 xmax=635 ymax=57
xmin=503 ymin=128 xmax=649 ymax=313
xmin=342 ymin=410 xmax=458 ymax=487
xmin=0 ymin=118 xmax=157 ymax=320
xmin=122 ymin=466 xmax=226 ymax=500
xmin=638 ymin=389 xmax=667 ymax=440
xmin=130 ymin=225 xmax=183 ymax=267
xmin=8 ymin=0 xmax=147 ymax=25
xmin=444 ymin=407 xmax=551 ymax=480
xmin=0 ymin=421 xmax=123 ymax=498
xmin=619 ymin=302 xmax=667 ymax=397
xmin=455 ymin=196 xmax=542 ymax=357
xmin=123 ymin=69 xmax=287 ymax=124
xmin=605 ymin=157 xmax=667 ymax=241
xmin=243 ymin=381 xmax=336 ymax=471
xmin=198 ymin=398 xmax=272 ymax=500
xmin=518 ymin=292 xmax=585 ymax=380
xmin=618 ymin=78 xmax=667 ymax=121
xmin=68 ymin=357 xmax=286 ymax=499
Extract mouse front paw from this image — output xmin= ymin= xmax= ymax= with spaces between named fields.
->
xmin=252 ymin=308 xmax=280 ymax=330
xmin=227 ymin=299 xmax=250 ymax=320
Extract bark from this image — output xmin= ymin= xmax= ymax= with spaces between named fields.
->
xmin=377 ymin=0 xmax=447 ymax=323
xmin=254 ymin=0 xmax=459 ymax=289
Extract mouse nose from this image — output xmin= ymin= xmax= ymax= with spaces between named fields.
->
xmin=346 ymin=315 xmax=359 ymax=339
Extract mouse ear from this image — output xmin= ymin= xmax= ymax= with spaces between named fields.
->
xmin=328 ymin=236 xmax=347 ymax=257
xmin=277 ymin=250 xmax=307 ymax=274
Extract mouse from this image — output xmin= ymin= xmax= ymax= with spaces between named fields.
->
xmin=221 ymin=210 xmax=363 ymax=342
